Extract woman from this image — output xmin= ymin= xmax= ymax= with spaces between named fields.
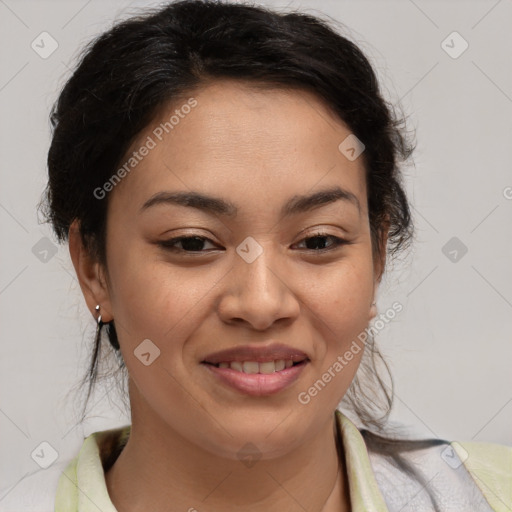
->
xmin=17 ymin=0 xmax=512 ymax=510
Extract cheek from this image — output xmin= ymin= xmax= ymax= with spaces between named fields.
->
xmin=294 ymin=259 xmax=375 ymax=409
xmin=106 ymin=245 xmax=248 ymax=391
xmin=110 ymin=268 xmax=210 ymax=341
xmin=105 ymin=243 xmax=202 ymax=344
xmin=310 ymin=258 xmax=375 ymax=329
xmin=305 ymin=257 xmax=374 ymax=369
xmin=107 ymin=263 xmax=212 ymax=398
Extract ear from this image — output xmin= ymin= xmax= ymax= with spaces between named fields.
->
xmin=68 ymin=219 xmax=114 ymax=322
xmin=369 ymin=220 xmax=389 ymax=321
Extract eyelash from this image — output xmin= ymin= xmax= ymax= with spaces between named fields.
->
xmin=157 ymin=231 xmax=350 ymax=254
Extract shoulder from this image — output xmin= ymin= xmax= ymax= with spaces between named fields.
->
xmin=454 ymin=440 xmax=512 ymax=510
xmin=0 ymin=425 xmax=129 ymax=512
xmin=362 ymin=430 xmax=512 ymax=512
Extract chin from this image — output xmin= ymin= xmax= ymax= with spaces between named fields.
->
xmin=196 ymin=412 xmax=309 ymax=459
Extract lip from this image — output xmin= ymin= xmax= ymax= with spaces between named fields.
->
xmin=202 ymin=342 xmax=310 ymax=364
xmin=202 ymin=360 xmax=309 ymax=396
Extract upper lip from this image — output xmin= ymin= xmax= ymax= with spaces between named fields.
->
xmin=202 ymin=343 xmax=310 ymax=364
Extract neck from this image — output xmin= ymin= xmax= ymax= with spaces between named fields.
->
xmin=105 ymin=387 xmax=351 ymax=512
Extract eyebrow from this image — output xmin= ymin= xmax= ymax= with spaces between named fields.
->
xmin=139 ymin=185 xmax=361 ymax=219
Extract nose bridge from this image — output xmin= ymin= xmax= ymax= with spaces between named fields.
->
xmin=239 ymin=247 xmax=279 ymax=294
xmin=218 ymin=238 xmax=299 ymax=329
xmin=236 ymin=238 xmax=285 ymax=300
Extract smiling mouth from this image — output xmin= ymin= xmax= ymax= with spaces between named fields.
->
xmin=202 ymin=359 xmax=307 ymax=374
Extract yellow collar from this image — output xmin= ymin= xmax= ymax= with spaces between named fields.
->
xmin=55 ymin=410 xmax=390 ymax=511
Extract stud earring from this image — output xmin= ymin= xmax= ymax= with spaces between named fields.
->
xmin=95 ymin=304 xmax=103 ymax=327
xmin=94 ymin=304 xmax=120 ymax=351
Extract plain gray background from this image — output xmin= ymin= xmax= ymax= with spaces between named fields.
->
xmin=1 ymin=0 xmax=511 ymax=493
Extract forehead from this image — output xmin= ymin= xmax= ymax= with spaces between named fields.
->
xmin=109 ymin=80 xmax=367 ymax=218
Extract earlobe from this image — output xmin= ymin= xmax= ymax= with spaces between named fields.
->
xmin=68 ymin=220 xmax=113 ymax=323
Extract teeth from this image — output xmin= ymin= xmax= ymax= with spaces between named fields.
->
xmin=214 ymin=359 xmax=300 ymax=373
xmin=231 ymin=361 xmax=243 ymax=372
xmin=259 ymin=361 xmax=276 ymax=374
xmin=243 ymin=361 xmax=259 ymax=374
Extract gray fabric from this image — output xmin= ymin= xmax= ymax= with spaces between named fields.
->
xmin=365 ymin=437 xmax=494 ymax=511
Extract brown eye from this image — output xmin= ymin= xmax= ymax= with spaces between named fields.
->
xmin=158 ymin=236 xmax=217 ymax=252
xmin=294 ymin=232 xmax=349 ymax=252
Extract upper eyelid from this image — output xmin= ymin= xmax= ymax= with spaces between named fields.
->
xmin=163 ymin=231 xmax=345 ymax=242
xmin=159 ymin=232 xmax=348 ymax=250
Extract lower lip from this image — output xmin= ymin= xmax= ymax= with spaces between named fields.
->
xmin=202 ymin=361 xmax=308 ymax=396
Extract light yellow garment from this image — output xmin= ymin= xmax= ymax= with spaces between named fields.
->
xmin=54 ymin=410 xmax=511 ymax=511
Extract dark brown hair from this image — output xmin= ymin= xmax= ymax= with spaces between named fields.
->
xmin=39 ymin=0 xmax=414 ymax=432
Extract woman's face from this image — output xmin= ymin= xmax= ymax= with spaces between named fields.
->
xmin=78 ymin=80 xmax=384 ymax=459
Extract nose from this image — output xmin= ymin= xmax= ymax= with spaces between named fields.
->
xmin=217 ymin=246 xmax=301 ymax=331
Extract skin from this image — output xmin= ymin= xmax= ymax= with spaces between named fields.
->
xmin=69 ymin=80 xmax=386 ymax=512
